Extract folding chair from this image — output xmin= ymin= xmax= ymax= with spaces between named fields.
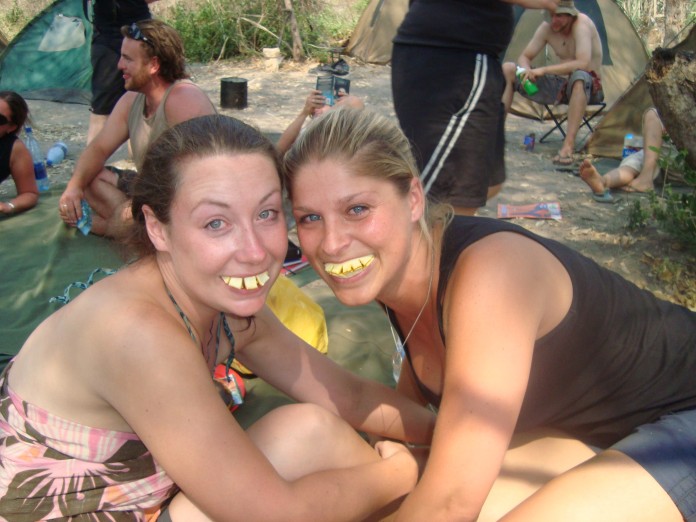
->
xmin=538 ymin=102 xmax=607 ymax=144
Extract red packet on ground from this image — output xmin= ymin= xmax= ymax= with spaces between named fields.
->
xmin=497 ymin=202 xmax=562 ymax=220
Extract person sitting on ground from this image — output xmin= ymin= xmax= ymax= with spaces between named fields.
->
xmin=275 ymin=89 xmax=364 ymax=155
xmin=0 ymin=114 xmax=435 ymax=520
xmin=284 ymin=107 xmax=696 ymax=521
xmin=580 ymin=107 xmax=666 ymax=201
xmin=59 ymin=19 xmax=216 ymax=238
xmin=501 ymin=0 xmax=604 ymax=166
xmin=0 ymin=91 xmax=39 ymax=217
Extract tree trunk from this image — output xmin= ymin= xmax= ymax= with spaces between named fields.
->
xmin=282 ymin=0 xmax=304 ymax=61
xmin=663 ymin=0 xmax=689 ymax=45
xmin=646 ymin=43 xmax=696 ymax=169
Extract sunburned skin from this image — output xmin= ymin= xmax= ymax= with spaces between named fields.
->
xmin=222 ymin=271 xmax=271 ymax=290
xmin=324 ymin=255 xmax=374 ymax=278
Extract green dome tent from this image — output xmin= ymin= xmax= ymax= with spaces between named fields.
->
xmin=0 ymin=0 xmax=93 ymax=104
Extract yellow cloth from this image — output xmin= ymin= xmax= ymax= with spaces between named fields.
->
xmin=231 ymin=276 xmax=328 ymax=376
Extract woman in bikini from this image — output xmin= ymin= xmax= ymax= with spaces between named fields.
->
xmin=0 ymin=114 xmax=435 ymax=520
xmin=283 ymin=107 xmax=696 ymax=521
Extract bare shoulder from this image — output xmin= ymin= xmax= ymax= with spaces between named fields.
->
xmin=165 ymin=81 xmax=216 ymax=122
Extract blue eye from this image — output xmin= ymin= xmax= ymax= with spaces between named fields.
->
xmin=349 ymin=205 xmax=367 ymax=216
xmin=206 ymin=219 xmax=223 ymax=230
xmin=299 ymin=214 xmax=321 ymax=224
xmin=259 ymin=209 xmax=277 ymax=220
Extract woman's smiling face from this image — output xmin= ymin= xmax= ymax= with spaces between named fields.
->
xmin=157 ymin=152 xmax=287 ymax=318
xmin=291 ymin=157 xmax=421 ymax=306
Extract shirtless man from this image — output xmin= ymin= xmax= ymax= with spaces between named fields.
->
xmin=502 ymin=0 xmax=604 ymax=165
xmin=59 ymin=19 xmax=215 ymax=237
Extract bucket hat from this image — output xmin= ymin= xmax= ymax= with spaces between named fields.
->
xmin=556 ymin=0 xmax=579 ymax=16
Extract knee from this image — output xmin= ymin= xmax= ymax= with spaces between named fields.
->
xmin=263 ymin=403 xmax=346 ymax=442
xmin=502 ymin=62 xmax=517 ymax=82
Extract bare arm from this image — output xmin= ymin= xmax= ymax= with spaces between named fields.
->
xmin=60 ymin=92 xmax=133 ymax=216
xmin=393 ymin=233 xmax=569 ymax=521
xmin=1 ymin=139 xmax=38 ymax=215
xmin=276 ymin=90 xmax=326 ymax=155
xmin=163 ymin=82 xmax=217 ymax=125
xmin=517 ymin=22 xmax=551 ymax=71
xmin=234 ymin=305 xmax=437 ymax=444
xmin=98 ymin=300 xmax=417 ymax=521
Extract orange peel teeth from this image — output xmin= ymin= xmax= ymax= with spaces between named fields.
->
xmin=324 ymin=255 xmax=374 ymax=278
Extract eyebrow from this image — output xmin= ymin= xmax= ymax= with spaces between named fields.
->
xmin=293 ymin=191 xmax=375 ymax=213
xmin=192 ymin=188 xmax=281 ymax=212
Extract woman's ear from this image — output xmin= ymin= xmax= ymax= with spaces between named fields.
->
xmin=143 ymin=204 xmax=170 ymax=252
xmin=408 ymin=176 xmax=425 ymax=223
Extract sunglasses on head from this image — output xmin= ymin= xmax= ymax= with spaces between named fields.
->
xmin=127 ymin=23 xmax=154 ymax=47
xmin=0 ymin=114 xmax=11 ymax=126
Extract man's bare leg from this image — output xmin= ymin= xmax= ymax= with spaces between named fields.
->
xmin=83 ymin=169 xmax=131 ymax=238
xmin=557 ymin=80 xmax=588 ymax=160
xmin=579 ymin=159 xmax=639 ymax=194
xmin=501 ymin=62 xmax=518 ymax=114
xmin=627 ymin=108 xmax=663 ymax=192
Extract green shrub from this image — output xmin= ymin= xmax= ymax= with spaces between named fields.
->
xmin=163 ymin=0 xmax=367 ymax=63
xmin=627 ymin=143 xmax=696 ymax=253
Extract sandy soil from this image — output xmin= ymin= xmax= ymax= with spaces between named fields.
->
xmin=6 ymin=57 xmax=694 ymax=308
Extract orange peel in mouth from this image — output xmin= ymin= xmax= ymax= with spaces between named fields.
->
xmin=324 ymin=255 xmax=374 ymax=278
xmin=222 ymin=271 xmax=270 ymax=290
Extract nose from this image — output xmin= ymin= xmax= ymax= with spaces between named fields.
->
xmin=320 ymin=218 xmax=350 ymax=258
xmin=235 ymin=226 xmax=269 ymax=265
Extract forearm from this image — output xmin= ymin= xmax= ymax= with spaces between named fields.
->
xmin=276 ymin=111 xmax=310 ymax=155
xmin=351 ymin=381 xmax=436 ymax=444
xmin=1 ymin=191 xmax=39 ymax=215
xmin=287 ymin=453 xmax=416 ymax=521
xmin=69 ymin=148 xmax=105 ymax=191
xmin=536 ymin=59 xmax=590 ymax=77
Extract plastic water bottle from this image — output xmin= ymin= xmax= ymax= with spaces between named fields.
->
xmin=24 ymin=127 xmax=50 ymax=192
xmin=622 ymin=133 xmax=644 ymax=158
xmin=516 ymin=66 xmax=539 ymax=96
xmin=46 ymin=141 xmax=67 ymax=167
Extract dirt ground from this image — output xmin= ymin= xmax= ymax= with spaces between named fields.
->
xmin=7 ymin=57 xmax=695 ymax=309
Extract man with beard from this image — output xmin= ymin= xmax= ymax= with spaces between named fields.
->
xmin=501 ymin=0 xmax=604 ymax=166
xmin=59 ymin=19 xmax=215 ymax=237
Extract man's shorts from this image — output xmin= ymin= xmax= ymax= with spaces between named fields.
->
xmin=612 ymin=407 xmax=696 ymax=521
xmin=392 ymin=45 xmax=506 ymax=209
xmin=620 ymin=149 xmax=645 ymax=173
xmin=515 ymin=70 xmax=604 ymax=106
xmin=91 ymin=41 xmax=126 ymax=115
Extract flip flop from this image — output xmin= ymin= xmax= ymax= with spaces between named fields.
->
xmin=592 ymin=189 xmax=620 ymax=204
xmin=552 ymin=154 xmax=575 ymax=166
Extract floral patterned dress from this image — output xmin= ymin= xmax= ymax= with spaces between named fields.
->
xmin=0 ymin=362 xmax=177 ymax=521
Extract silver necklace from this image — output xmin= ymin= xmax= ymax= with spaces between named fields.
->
xmin=384 ymin=246 xmax=435 ymax=383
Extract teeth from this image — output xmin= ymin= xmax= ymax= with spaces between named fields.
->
xmin=324 ymin=255 xmax=374 ymax=278
xmin=222 ymin=271 xmax=270 ymax=290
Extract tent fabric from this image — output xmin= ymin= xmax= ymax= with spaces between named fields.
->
xmin=0 ymin=0 xmax=93 ymax=104
xmin=345 ymin=0 xmax=407 ymax=65
xmin=587 ymin=23 xmax=696 ymax=159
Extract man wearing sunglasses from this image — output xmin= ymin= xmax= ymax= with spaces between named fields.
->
xmin=59 ymin=19 xmax=216 ymax=237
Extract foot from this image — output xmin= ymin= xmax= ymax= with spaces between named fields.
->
xmin=622 ymin=181 xmax=654 ymax=193
xmin=552 ymin=153 xmax=575 ymax=166
xmin=579 ymin=159 xmax=606 ymax=194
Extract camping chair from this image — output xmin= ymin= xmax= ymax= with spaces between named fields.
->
xmin=539 ymin=101 xmax=607 ymax=144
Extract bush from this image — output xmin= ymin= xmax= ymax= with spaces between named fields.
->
xmin=163 ymin=0 xmax=367 ymax=63
xmin=627 ymin=143 xmax=696 ymax=253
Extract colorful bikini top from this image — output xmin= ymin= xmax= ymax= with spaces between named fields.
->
xmin=165 ymin=285 xmax=244 ymax=407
